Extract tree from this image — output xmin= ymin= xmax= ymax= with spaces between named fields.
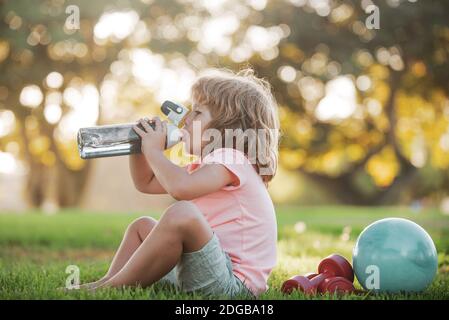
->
xmin=1 ymin=0 xmax=448 ymax=208
xmin=0 ymin=0 xmax=200 ymax=210
xmin=226 ymin=0 xmax=449 ymax=204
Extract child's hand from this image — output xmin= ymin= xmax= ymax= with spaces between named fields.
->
xmin=133 ymin=117 xmax=167 ymax=155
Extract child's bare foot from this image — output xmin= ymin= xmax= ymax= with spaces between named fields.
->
xmin=77 ymin=277 xmax=111 ymax=290
xmin=87 ymin=279 xmax=112 ymax=292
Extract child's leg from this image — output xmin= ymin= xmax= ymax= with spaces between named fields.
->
xmin=96 ymin=201 xmax=213 ymax=289
xmin=105 ymin=217 xmax=157 ymax=278
xmin=80 ymin=217 xmax=157 ymax=288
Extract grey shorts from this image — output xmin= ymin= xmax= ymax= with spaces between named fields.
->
xmin=157 ymin=233 xmax=254 ymax=299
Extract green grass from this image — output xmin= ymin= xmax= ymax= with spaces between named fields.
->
xmin=0 ymin=206 xmax=448 ymax=300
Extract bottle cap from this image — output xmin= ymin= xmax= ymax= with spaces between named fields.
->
xmin=161 ymin=100 xmax=190 ymax=127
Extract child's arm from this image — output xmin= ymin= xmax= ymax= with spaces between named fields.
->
xmin=129 ymin=152 xmax=167 ymax=194
xmin=144 ymin=150 xmax=234 ymax=200
xmin=129 ymin=118 xmax=168 ymax=194
xmin=133 ymin=117 xmax=235 ymax=200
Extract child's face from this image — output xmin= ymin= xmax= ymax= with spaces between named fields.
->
xmin=181 ymin=103 xmax=212 ymax=156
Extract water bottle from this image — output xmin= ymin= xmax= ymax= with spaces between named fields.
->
xmin=77 ymin=100 xmax=189 ymax=159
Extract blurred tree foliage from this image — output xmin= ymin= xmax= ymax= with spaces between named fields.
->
xmin=229 ymin=0 xmax=449 ymax=204
xmin=0 ymin=0 xmax=448 ymax=208
xmin=0 ymin=0 xmax=192 ymax=209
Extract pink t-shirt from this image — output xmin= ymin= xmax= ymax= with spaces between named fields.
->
xmin=186 ymin=148 xmax=277 ymax=296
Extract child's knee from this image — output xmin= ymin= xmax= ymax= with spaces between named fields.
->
xmin=163 ymin=201 xmax=204 ymax=231
xmin=127 ymin=216 xmax=157 ymax=238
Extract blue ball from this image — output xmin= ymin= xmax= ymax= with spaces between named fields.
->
xmin=353 ymin=218 xmax=438 ymax=293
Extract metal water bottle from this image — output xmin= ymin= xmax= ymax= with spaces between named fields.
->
xmin=77 ymin=100 xmax=189 ymax=159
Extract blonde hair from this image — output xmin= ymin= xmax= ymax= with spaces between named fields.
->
xmin=191 ymin=68 xmax=280 ymax=184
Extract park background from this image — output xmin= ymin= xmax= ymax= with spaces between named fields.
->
xmin=0 ymin=0 xmax=449 ymax=299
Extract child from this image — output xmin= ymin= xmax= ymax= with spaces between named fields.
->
xmin=81 ymin=68 xmax=280 ymax=298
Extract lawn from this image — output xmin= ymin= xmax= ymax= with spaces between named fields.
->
xmin=0 ymin=206 xmax=448 ymax=300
